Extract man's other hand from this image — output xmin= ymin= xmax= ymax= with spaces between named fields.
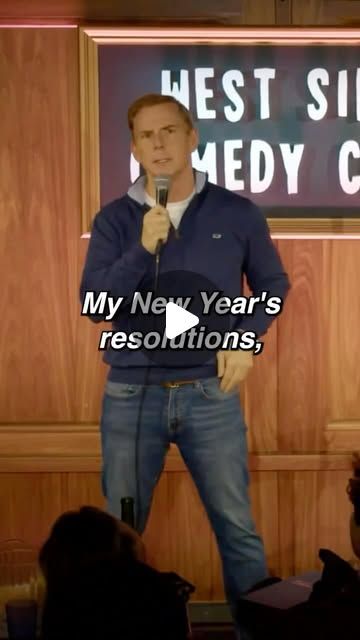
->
xmin=216 ymin=350 xmax=254 ymax=393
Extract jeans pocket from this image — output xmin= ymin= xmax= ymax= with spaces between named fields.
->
xmin=197 ymin=377 xmax=239 ymax=401
xmin=104 ymin=380 xmax=142 ymax=399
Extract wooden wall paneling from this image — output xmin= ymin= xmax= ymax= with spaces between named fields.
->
xmin=244 ymin=319 xmax=278 ymax=454
xmin=325 ymin=426 xmax=360 ymax=452
xmin=76 ymin=238 xmax=108 ymax=423
xmin=326 ymin=241 xmax=360 ymax=423
xmin=292 ymin=0 xmax=323 ymax=24
xmin=249 ymin=471 xmax=280 ymax=575
xmin=0 ymin=473 xmax=105 ymax=546
xmin=4 ymin=0 xmax=360 ymax=26
xmin=277 ymin=240 xmax=327 ymax=452
xmin=0 ymin=423 xmax=354 ymax=472
xmin=275 ymin=0 xmax=292 ymax=25
xmin=316 ymin=470 xmax=355 ymax=563
xmin=232 ymin=0 xmax=276 ymax=24
xmin=242 ymin=241 xmax=278 ymax=455
xmin=0 ymin=0 xmax=275 ymax=24
xmin=0 ymin=27 xmax=79 ymax=423
xmin=79 ymin=28 xmax=100 ymax=237
xmin=0 ymin=467 xmax=355 ymax=563
xmin=323 ymin=239 xmax=360 ymax=452
xmin=278 ymin=471 xmax=295 ymax=577
xmin=282 ymin=469 xmax=356 ymax=576
xmin=61 ymin=471 xmax=105 ymax=510
xmin=293 ymin=471 xmax=319 ymax=572
xmin=292 ymin=0 xmax=360 ymax=25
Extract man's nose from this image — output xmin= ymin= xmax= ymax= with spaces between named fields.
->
xmin=152 ymin=132 xmax=165 ymax=148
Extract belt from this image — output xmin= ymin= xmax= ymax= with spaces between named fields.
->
xmin=160 ymin=380 xmax=197 ymax=388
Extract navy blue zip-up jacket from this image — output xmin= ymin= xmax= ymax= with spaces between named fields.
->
xmin=80 ymin=170 xmax=290 ymax=383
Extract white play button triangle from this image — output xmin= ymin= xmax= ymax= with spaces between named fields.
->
xmin=165 ymin=302 xmax=199 ymax=339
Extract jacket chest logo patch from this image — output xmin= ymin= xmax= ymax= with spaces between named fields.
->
xmin=212 ymin=233 xmax=222 ymax=239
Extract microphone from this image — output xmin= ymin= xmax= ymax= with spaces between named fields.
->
xmin=154 ymin=174 xmax=170 ymax=208
xmin=154 ymin=174 xmax=179 ymax=255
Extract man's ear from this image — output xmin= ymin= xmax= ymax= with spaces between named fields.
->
xmin=131 ymin=139 xmax=139 ymax=163
xmin=189 ymin=128 xmax=199 ymax=153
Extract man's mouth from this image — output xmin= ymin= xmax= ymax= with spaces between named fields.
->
xmin=154 ymin=158 xmax=171 ymax=164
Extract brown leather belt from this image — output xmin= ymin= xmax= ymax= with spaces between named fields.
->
xmin=161 ymin=380 xmax=196 ymax=388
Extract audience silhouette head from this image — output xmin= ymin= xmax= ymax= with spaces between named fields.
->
xmin=38 ymin=505 xmax=189 ymax=640
xmin=39 ymin=505 xmax=142 ymax=585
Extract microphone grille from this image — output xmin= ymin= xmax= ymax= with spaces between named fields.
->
xmin=154 ymin=174 xmax=171 ymax=190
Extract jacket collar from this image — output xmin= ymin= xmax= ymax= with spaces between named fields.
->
xmin=127 ymin=169 xmax=208 ymax=205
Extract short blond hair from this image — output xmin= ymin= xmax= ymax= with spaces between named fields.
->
xmin=128 ymin=93 xmax=194 ymax=136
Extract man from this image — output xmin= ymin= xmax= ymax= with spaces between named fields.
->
xmin=80 ymin=93 xmax=290 ymax=636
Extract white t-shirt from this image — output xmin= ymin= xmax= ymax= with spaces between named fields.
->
xmin=144 ymin=189 xmax=196 ymax=229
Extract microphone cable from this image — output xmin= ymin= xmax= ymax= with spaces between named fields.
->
xmin=133 ymin=241 xmax=162 ymax=532
xmin=132 ymin=175 xmax=170 ymax=532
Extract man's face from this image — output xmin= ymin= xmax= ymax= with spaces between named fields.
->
xmin=131 ymin=102 xmax=198 ymax=178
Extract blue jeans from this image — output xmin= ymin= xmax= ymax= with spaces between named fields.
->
xmin=100 ymin=376 xmax=268 ymax=632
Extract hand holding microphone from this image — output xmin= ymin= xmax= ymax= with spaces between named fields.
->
xmin=141 ymin=175 xmax=178 ymax=255
xmin=141 ymin=204 xmax=171 ymax=254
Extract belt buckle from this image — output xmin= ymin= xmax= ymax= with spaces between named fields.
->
xmin=167 ymin=381 xmax=180 ymax=388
